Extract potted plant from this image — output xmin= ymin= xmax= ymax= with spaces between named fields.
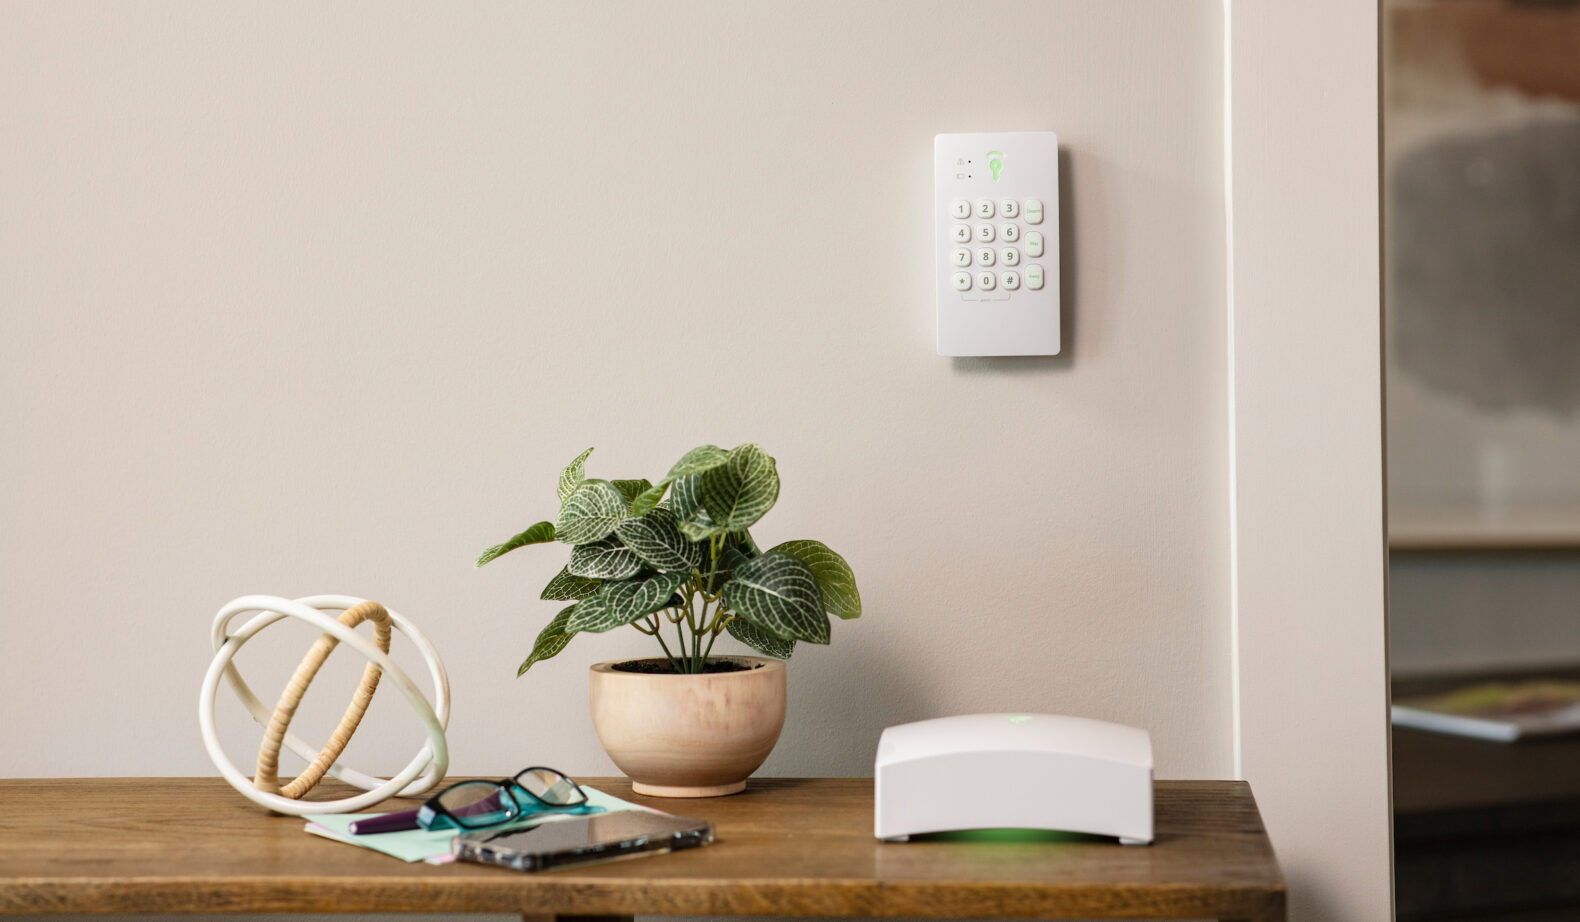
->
xmin=477 ymin=443 xmax=861 ymax=796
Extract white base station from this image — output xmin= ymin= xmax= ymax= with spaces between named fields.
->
xmin=874 ymin=713 xmax=1153 ymax=845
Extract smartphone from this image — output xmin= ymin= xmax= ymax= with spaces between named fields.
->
xmin=452 ymin=811 xmax=714 ymax=872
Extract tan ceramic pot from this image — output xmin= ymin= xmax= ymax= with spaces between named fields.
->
xmin=588 ymin=656 xmax=787 ymax=797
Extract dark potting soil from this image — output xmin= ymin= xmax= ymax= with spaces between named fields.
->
xmin=609 ymin=659 xmax=763 ymax=675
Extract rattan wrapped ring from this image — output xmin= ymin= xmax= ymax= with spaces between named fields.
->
xmin=198 ymin=594 xmax=450 ymax=815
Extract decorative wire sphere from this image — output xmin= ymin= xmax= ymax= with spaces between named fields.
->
xmin=198 ymin=594 xmax=450 ymax=815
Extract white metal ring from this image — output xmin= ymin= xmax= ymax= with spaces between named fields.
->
xmin=198 ymin=594 xmax=450 ymax=815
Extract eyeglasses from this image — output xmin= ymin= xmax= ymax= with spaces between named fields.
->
xmin=416 ymin=766 xmax=589 ymax=831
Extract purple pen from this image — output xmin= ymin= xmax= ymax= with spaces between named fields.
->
xmin=348 ymin=807 xmax=421 ymax=835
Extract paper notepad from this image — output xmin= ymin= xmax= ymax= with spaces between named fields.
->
xmin=304 ymin=786 xmax=653 ymax=863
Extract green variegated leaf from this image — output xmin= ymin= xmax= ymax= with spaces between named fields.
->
xmin=518 ymin=605 xmax=577 ymax=675
xmin=567 ymin=536 xmax=643 ymax=579
xmin=476 ymin=521 xmax=556 ymax=567
xmin=611 ymin=479 xmax=653 ymax=506
xmin=722 ymin=551 xmax=829 ymax=644
xmin=671 ymin=473 xmax=721 ymax=540
xmin=630 ymin=445 xmax=730 ymax=515
xmin=669 ymin=472 xmax=703 ymax=519
xmin=615 ymin=507 xmax=705 ymax=572
xmin=726 ymin=616 xmax=795 ymax=659
xmin=589 ymin=571 xmax=687 ymax=629
xmin=555 ymin=479 xmax=629 ymax=544
xmin=540 ymin=566 xmax=602 ymax=601
xmin=705 ymin=543 xmax=751 ymax=592
xmin=563 ymin=594 xmax=613 ymax=633
xmin=730 ymin=528 xmax=763 ymax=558
xmin=698 ymin=443 xmax=780 ymax=532
xmin=769 ymin=539 xmax=861 ymax=619
xmin=557 ymin=447 xmax=595 ymax=505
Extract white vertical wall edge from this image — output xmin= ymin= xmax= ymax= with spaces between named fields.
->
xmin=1225 ymin=1 xmax=1393 ymax=921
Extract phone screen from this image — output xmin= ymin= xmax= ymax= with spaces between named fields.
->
xmin=457 ymin=812 xmax=713 ymax=871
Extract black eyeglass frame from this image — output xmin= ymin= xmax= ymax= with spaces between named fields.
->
xmin=417 ymin=765 xmax=589 ymax=831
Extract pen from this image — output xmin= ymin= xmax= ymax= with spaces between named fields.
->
xmin=348 ymin=807 xmax=421 ymax=835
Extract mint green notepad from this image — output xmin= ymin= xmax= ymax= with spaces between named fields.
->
xmin=303 ymin=786 xmax=651 ymax=863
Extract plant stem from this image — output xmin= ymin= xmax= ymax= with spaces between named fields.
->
xmin=673 ymin=617 xmax=690 ymax=671
xmin=701 ymin=622 xmax=722 ymax=661
xmin=649 ymin=617 xmax=681 ymax=672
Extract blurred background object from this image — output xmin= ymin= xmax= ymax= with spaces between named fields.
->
xmin=1385 ymin=1 xmax=1580 ymax=919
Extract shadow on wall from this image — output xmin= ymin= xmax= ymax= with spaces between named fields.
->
xmin=1391 ymin=120 xmax=1580 ymax=417
xmin=951 ymin=147 xmax=1078 ymax=376
xmin=774 ymin=650 xmax=950 ymax=776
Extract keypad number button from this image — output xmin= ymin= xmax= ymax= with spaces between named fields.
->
xmin=975 ymin=224 xmax=995 ymax=243
xmin=952 ymin=248 xmax=972 ymax=268
xmin=952 ymin=225 xmax=973 ymax=244
xmin=1025 ymin=231 xmax=1044 ymax=258
xmin=975 ymin=247 xmax=995 ymax=267
xmin=975 ymin=199 xmax=995 ymax=219
xmin=1000 ymin=247 xmax=1020 ymax=267
xmin=975 ymin=271 xmax=997 ymax=291
xmin=1000 ymin=223 xmax=1020 ymax=242
xmin=1001 ymin=271 xmax=1020 ymax=291
xmin=952 ymin=271 xmax=973 ymax=292
xmin=1000 ymin=199 xmax=1020 ymax=219
xmin=1024 ymin=198 xmax=1044 ymax=225
xmin=950 ymin=199 xmax=972 ymax=220
xmin=1025 ymin=265 xmax=1045 ymax=290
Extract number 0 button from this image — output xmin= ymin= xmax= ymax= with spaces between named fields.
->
xmin=976 ymin=271 xmax=996 ymax=291
xmin=952 ymin=271 xmax=972 ymax=292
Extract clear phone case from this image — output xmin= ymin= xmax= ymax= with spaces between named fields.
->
xmin=452 ymin=811 xmax=714 ymax=872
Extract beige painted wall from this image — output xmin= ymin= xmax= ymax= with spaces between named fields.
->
xmin=1 ymin=0 xmax=1269 ymax=912
xmin=1229 ymin=1 xmax=1393 ymax=920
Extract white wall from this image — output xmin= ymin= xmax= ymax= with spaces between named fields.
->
xmin=0 ymin=0 xmax=1231 ymax=784
xmin=1228 ymin=1 xmax=1393 ymax=920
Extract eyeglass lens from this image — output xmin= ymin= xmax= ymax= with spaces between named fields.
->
xmin=436 ymin=780 xmax=516 ymax=828
xmin=515 ymin=767 xmax=585 ymax=805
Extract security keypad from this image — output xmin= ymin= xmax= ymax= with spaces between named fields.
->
xmin=935 ymin=131 xmax=1060 ymax=356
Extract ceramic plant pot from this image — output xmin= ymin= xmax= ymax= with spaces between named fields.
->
xmin=588 ymin=656 xmax=787 ymax=797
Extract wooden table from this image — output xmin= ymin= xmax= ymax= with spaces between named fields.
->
xmin=0 ymin=778 xmax=1284 ymax=921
